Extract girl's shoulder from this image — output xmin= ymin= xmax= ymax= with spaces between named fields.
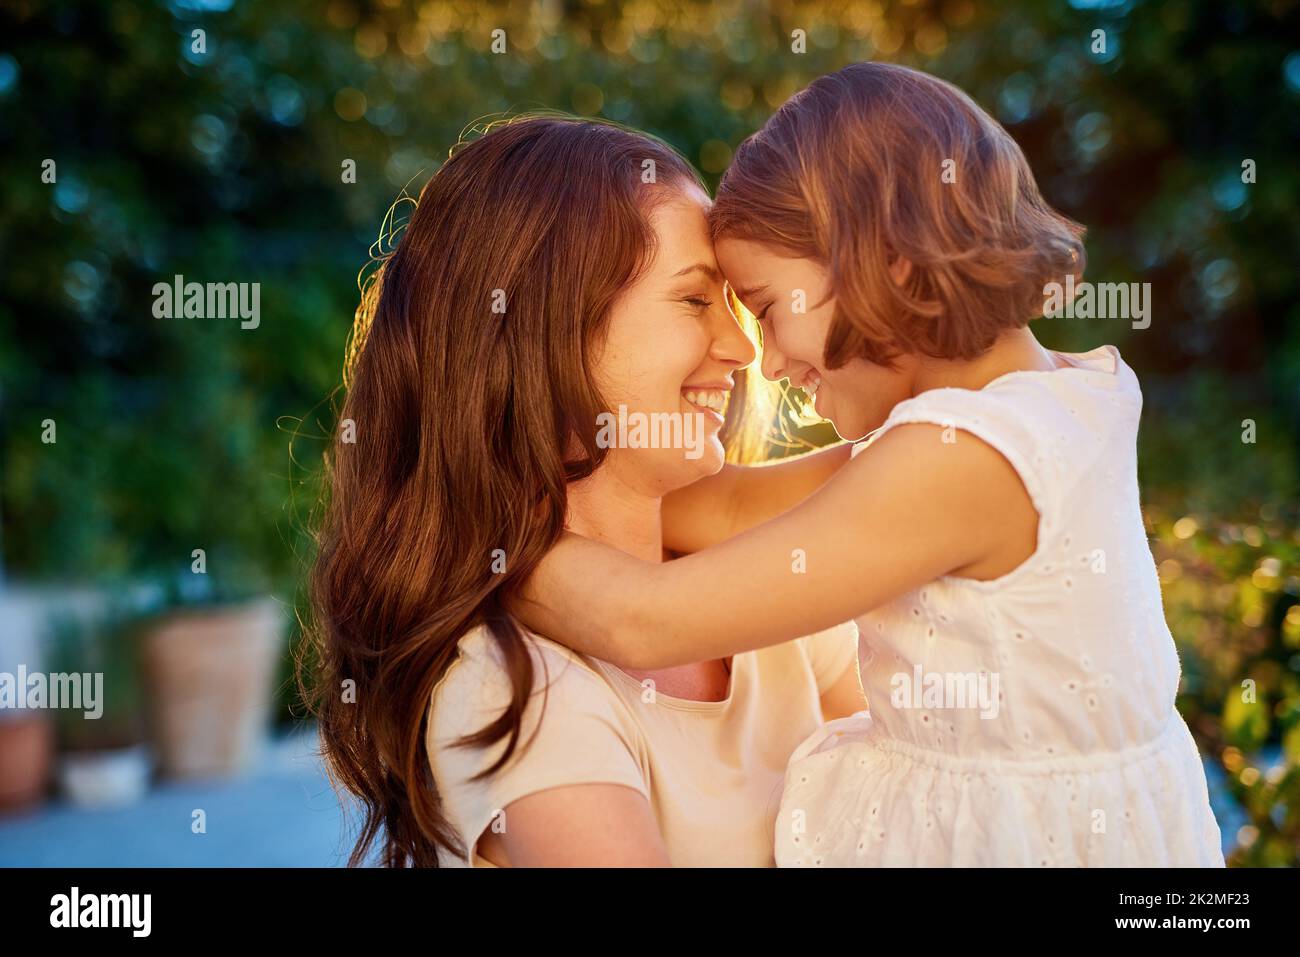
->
xmin=854 ymin=345 xmax=1138 ymax=456
xmin=881 ymin=342 xmax=1131 ymax=424
xmin=849 ymin=344 xmax=1140 ymax=522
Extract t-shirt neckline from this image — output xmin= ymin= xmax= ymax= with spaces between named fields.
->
xmin=591 ymin=656 xmax=741 ymax=713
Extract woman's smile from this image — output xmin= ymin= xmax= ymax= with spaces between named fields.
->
xmin=681 ymin=381 xmax=731 ymax=424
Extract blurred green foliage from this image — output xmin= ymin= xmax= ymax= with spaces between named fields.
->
xmin=1 ymin=0 xmax=1297 ymax=862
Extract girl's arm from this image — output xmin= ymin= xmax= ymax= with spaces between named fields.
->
xmin=661 ymin=441 xmax=853 ymax=553
xmin=513 ymin=423 xmax=1032 ymax=670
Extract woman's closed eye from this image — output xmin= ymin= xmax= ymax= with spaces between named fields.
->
xmin=682 ymin=295 xmax=715 ymax=310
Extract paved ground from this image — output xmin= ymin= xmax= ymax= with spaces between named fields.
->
xmin=0 ymin=722 xmax=358 ymax=867
xmin=0 ymin=721 xmax=1246 ymax=866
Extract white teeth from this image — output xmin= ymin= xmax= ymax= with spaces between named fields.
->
xmin=803 ymin=374 xmax=820 ymax=397
xmin=684 ymin=389 xmax=728 ymax=413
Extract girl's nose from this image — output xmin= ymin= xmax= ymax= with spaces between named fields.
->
xmin=759 ymin=322 xmax=788 ymax=383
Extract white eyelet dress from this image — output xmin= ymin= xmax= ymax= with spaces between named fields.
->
xmin=774 ymin=345 xmax=1224 ymax=867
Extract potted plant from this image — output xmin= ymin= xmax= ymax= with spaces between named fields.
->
xmin=0 ymin=715 xmax=53 ymax=812
xmin=136 ymin=564 xmax=286 ymax=780
xmin=0 ymin=586 xmax=58 ymax=813
xmin=46 ymin=602 xmax=151 ymax=808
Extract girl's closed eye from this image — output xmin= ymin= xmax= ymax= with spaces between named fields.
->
xmin=683 ymin=295 xmax=714 ymax=310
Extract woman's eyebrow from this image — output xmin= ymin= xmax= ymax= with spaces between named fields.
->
xmin=671 ymin=262 xmax=721 ymax=282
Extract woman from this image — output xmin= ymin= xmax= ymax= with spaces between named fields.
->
xmin=307 ymin=116 xmax=865 ymax=867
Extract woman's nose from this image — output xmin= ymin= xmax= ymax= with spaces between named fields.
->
xmin=709 ymin=300 xmax=757 ymax=369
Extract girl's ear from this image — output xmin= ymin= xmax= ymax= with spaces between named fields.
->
xmin=889 ymin=255 xmax=914 ymax=286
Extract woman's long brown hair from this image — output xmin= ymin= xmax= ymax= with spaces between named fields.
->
xmin=303 ymin=116 xmax=703 ymax=867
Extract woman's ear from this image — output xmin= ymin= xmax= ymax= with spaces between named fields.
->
xmin=888 ymin=255 xmax=914 ymax=286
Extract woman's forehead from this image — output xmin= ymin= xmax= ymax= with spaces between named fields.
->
xmin=646 ymin=194 xmax=717 ymax=273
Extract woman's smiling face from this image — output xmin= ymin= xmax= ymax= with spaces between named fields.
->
xmin=715 ymin=237 xmax=914 ymax=441
xmin=591 ymin=186 xmax=756 ymax=496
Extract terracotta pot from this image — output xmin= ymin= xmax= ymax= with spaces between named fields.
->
xmin=0 ymin=715 xmax=53 ymax=812
xmin=140 ymin=599 xmax=284 ymax=780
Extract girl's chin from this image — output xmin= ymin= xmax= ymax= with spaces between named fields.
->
xmin=813 ymin=393 xmax=850 ymax=438
xmin=817 ymin=393 xmax=878 ymax=442
xmin=827 ymin=413 xmax=871 ymax=443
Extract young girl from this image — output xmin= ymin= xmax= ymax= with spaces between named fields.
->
xmin=510 ymin=63 xmax=1224 ymax=867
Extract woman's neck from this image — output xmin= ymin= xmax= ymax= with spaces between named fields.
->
xmin=564 ymin=468 xmax=664 ymax=564
xmin=565 ymin=468 xmax=731 ymax=699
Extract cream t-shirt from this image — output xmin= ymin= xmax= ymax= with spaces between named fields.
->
xmin=426 ymin=621 xmax=859 ymax=867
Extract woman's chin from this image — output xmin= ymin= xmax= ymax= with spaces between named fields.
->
xmin=690 ymin=438 xmax=727 ymax=477
xmin=674 ymin=433 xmax=725 ymax=482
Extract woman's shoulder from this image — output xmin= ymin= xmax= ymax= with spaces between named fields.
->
xmin=449 ymin=622 xmax=606 ymax=674
xmin=426 ymin=623 xmax=651 ymax=866
xmin=788 ymin=621 xmax=859 ymax=693
xmin=429 ymin=623 xmax=624 ymax=734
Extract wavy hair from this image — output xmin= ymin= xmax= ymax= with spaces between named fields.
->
xmin=303 ymin=116 xmax=714 ymax=866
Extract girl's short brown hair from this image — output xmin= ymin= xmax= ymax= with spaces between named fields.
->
xmin=711 ymin=62 xmax=1086 ymax=369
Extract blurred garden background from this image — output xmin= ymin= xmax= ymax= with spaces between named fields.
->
xmin=0 ymin=0 xmax=1297 ymax=866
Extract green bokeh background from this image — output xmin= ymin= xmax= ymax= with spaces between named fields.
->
xmin=1 ymin=0 xmax=1297 ymax=865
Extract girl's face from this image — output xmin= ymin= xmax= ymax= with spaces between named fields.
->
xmin=715 ymin=237 xmax=915 ymax=441
xmin=591 ymin=187 xmax=756 ymax=496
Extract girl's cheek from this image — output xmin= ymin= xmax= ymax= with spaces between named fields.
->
xmin=776 ymin=318 xmax=816 ymax=365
